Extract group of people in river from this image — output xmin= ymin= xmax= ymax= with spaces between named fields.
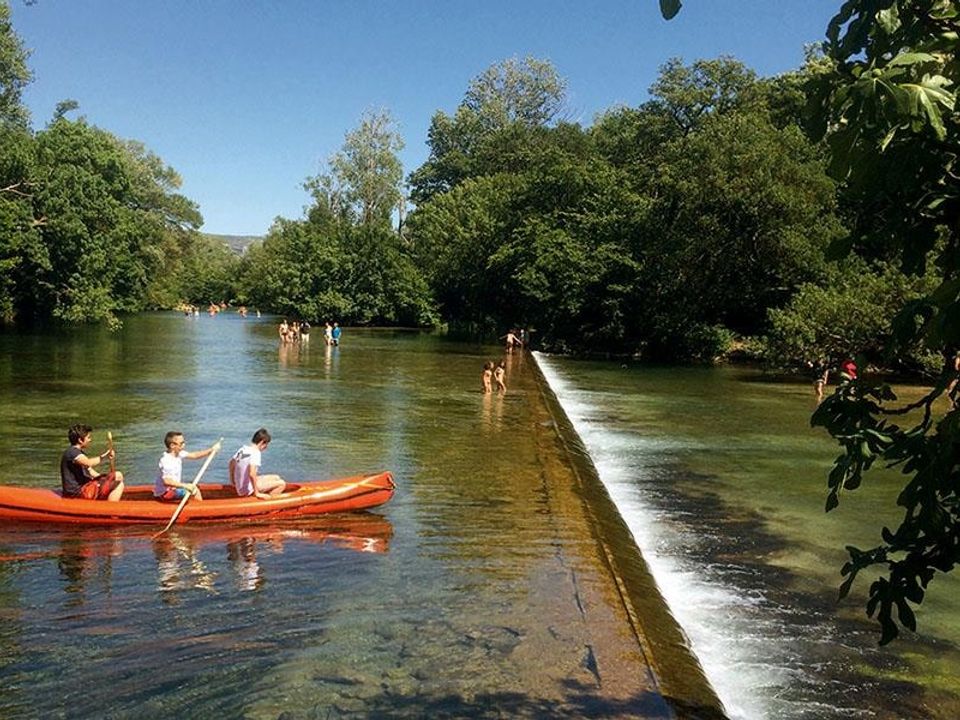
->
xmin=60 ymin=425 xmax=286 ymax=503
xmin=481 ymin=360 xmax=508 ymax=393
xmin=278 ymin=319 xmax=341 ymax=346
xmin=175 ymin=302 xmax=261 ymax=318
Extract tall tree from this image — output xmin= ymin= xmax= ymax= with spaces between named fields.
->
xmin=305 ymin=108 xmax=404 ymax=227
xmin=463 ymin=56 xmax=567 ymax=131
xmin=409 ymin=57 xmax=567 ymax=203
xmin=0 ymin=0 xmax=31 ymax=130
xmin=648 ymin=56 xmax=760 ymax=135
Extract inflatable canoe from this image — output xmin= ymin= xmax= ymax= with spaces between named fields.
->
xmin=0 ymin=472 xmax=395 ymax=526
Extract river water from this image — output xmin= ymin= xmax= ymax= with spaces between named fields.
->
xmin=0 ymin=313 xmax=714 ymax=719
xmin=536 ymin=354 xmax=960 ymax=719
xmin=1 ymin=314 xmax=957 ymax=719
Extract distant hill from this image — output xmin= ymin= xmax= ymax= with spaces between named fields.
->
xmin=204 ymin=233 xmax=262 ymax=255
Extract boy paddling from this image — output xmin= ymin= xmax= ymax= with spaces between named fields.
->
xmin=60 ymin=424 xmax=124 ymax=501
xmin=154 ymin=431 xmax=221 ymax=502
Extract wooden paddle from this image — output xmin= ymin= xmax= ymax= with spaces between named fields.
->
xmin=154 ymin=438 xmax=223 ymax=536
xmin=107 ymin=431 xmax=115 ymax=473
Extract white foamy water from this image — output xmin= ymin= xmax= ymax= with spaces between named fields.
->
xmin=534 ymin=353 xmax=861 ymax=720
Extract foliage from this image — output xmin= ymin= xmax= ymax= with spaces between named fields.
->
xmin=305 ymin=108 xmax=404 ymax=227
xmin=238 ymin=215 xmax=436 ymax=326
xmin=664 ymin=0 xmax=960 ymax=643
xmin=238 ymin=110 xmax=437 ymax=326
xmin=0 ymin=124 xmax=43 ymax=322
xmin=648 ymin=56 xmax=762 ymax=134
xmin=640 ymin=109 xmax=842 ymax=342
xmin=463 ymin=56 xmax=567 ymax=131
xmin=766 ymin=258 xmax=941 ymax=373
xmin=408 ymin=57 xmax=567 ymax=204
xmin=0 ymin=0 xmax=31 ymax=130
xmin=166 ymin=233 xmax=240 ymax=307
xmin=27 ymin=118 xmax=203 ymax=325
xmin=803 ymin=0 xmax=960 ymax=644
xmin=408 ymin=56 xmax=843 ymax=357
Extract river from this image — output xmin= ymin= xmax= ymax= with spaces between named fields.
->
xmin=1 ymin=313 xmax=956 ymax=718
xmin=0 ymin=313 xmax=712 ymax=719
xmin=536 ymin=354 xmax=960 ymax=719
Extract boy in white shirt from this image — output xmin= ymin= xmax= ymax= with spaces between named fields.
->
xmin=154 ymin=431 xmax=220 ymax=501
xmin=229 ymin=427 xmax=286 ymax=498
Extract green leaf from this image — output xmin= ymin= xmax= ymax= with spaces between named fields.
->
xmin=659 ymin=0 xmax=682 ymax=20
xmin=886 ymin=52 xmax=937 ymax=68
xmin=826 ymin=490 xmax=840 ymax=512
xmin=876 ymin=6 xmax=900 ymax=34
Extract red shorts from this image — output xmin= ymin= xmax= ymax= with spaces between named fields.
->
xmin=78 ymin=472 xmax=120 ymax=500
xmin=157 ymin=487 xmax=187 ymax=502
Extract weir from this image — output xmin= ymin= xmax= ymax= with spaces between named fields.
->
xmin=530 ymin=352 xmax=726 ymax=719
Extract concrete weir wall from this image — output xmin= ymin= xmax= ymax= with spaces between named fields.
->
xmin=530 ymin=352 xmax=727 ymax=720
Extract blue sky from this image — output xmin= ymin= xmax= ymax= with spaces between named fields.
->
xmin=11 ymin=1 xmax=841 ymax=236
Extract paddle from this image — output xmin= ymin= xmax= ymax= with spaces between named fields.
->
xmin=107 ymin=431 xmax=115 ymax=473
xmin=154 ymin=438 xmax=223 ymax=536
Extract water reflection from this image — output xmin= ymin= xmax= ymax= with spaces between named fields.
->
xmin=55 ymin=534 xmax=121 ymax=607
xmin=481 ymin=391 xmax=505 ymax=431
xmin=226 ymin=536 xmax=263 ymax=591
xmin=0 ymin=514 xmax=393 ymax=602
xmin=152 ymin=534 xmax=218 ymax=599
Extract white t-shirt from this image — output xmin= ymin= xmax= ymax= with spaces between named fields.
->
xmin=155 ymin=450 xmax=188 ymax=496
xmin=231 ymin=444 xmax=262 ymax=496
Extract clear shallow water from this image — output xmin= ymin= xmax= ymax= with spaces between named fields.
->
xmin=536 ymin=354 xmax=960 ymax=720
xmin=0 ymin=315 xmax=679 ymax=719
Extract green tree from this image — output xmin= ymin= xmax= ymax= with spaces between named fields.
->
xmin=648 ymin=56 xmax=761 ymax=135
xmin=644 ymin=110 xmax=841 ymax=339
xmin=0 ymin=0 xmax=38 ymax=321
xmin=239 ymin=206 xmax=436 ymax=326
xmin=806 ymin=0 xmax=960 ymax=644
xmin=305 ymin=108 xmax=404 ymax=227
xmin=463 ymin=56 xmax=567 ymax=131
xmin=0 ymin=125 xmax=43 ymax=322
xmin=30 ymin=117 xmax=201 ymax=324
xmin=0 ymin=0 xmax=31 ymax=130
xmin=766 ymin=259 xmax=940 ymax=373
xmin=409 ymin=57 xmax=567 ymax=203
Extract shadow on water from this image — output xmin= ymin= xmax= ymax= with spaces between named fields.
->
xmin=644 ymin=465 xmax=959 ymax=720
xmin=301 ymin=686 xmax=725 ymax=719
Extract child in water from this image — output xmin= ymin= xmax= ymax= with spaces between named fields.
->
xmin=481 ymin=362 xmax=494 ymax=393
xmin=494 ymin=360 xmax=506 ymax=393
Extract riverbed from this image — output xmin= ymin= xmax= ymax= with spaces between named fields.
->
xmin=0 ymin=314 xmax=710 ymax=719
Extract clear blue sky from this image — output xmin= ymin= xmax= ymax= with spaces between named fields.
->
xmin=11 ymin=1 xmax=841 ymax=236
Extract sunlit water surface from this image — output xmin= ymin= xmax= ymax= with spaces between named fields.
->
xmin=536 ymin=354 xmax=960 ymax=720
xmin=0 ymin=315 xmax=675 ymax=719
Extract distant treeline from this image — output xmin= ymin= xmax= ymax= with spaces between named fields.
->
xmin=0 ymin=3 xmax=938 ymax=370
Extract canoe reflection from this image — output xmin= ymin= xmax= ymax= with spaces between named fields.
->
xmin=0 ymin=514 xmax=393 ymax=600
xmin=152 ymin=515 xmax=394 ymax=594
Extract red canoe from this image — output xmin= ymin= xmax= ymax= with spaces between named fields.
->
xmin=0 ymin=472 xmax=395 ymax=526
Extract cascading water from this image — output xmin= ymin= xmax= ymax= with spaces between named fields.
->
xmin=534 ymin=352 xmax=960 ymax=720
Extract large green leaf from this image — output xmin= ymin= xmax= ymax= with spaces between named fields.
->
xmin=659 ymin=0 xmax=682 ymax=20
